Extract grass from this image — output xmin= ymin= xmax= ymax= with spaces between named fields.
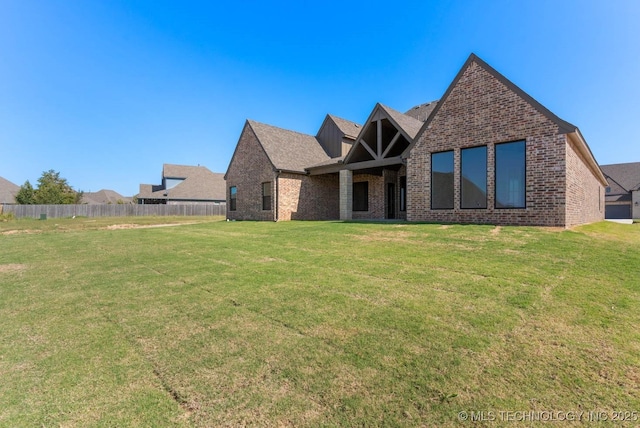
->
xmin=1 ymin=217 xmax=639 ymax=427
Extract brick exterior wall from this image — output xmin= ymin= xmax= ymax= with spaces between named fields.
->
xmin=352 ymin=173 xmax=384 ymax=219
xmin=564 ymin=136 xmax=605 ymax=226
xmin=226 ymin=123 xmax=277 ymax=221
xmin=277 ymin=173 xmax=339 ymax=220
xmin=407 ymin=59 xmax=603 ymax=227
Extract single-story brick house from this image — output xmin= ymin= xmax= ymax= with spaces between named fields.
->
xmin=225 ymin=54 xmax=607 ymax=227
xmin=600 ymin=162 xmax=640 ymax=219
xmin=138 ymin=164 xmax=226 ymax=205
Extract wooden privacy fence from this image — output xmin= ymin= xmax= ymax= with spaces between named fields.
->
xmin=2 ymin=204 xmax=226 ymax=219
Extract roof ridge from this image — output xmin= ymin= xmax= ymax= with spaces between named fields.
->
xmin=248 ymin=118 xmax=316 ymax=138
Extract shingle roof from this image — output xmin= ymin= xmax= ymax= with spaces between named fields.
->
xmin=379 ymin=104 xmax=424 ymax=139
xmin=404 ymin=101 xmax=439 ymax=122
xmin=138 ymin=164 xmax=226 ymax=201
xmin=81 ymin=189 xmax=131 ymax=204
xmin=248 ymin=120 xmax=331 ymax=173
xmin=0 ymin=176 xmax=19 ymax=204
xmin=327 ymin=114 xmax=361 ymax=139
xmin=601 ymin=162 xmax=640 ymax=194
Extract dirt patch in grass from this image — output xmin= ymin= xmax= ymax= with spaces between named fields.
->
xmin=105 ymin=223 xmax=197 ymax=230
xmin=1 ymin=229 xmax=41 ymax=235
xmin=490 ymin=226 xmax=502 ymax=235
xmin=351 ymin=230 xmax=417 ymax=243
xmin=0 ymin=264 xmax=27 ymax=273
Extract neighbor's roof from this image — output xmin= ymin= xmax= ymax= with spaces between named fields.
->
xmin=0 ymin=176 xmax=19 ymax=204
xmin=601 ymin=162 xmax=640 ymax=195
xmin=248 ymin=120 xmax=331 ymax=173
xmin=404 ymin=101 xmax=439 ymax=122
xmin=379 ymin=103 xmax=424 ymax=139
xmin=82 ymin=189 xmax=131 ymax=204
xmin=139 ymin=164 xmax=226 ymax=201
xmin=327 ymin=114 xmax=362 ymax=140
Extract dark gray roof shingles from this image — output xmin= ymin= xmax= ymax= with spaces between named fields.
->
xmin=248 ymin=120 xmax=330 ymax=173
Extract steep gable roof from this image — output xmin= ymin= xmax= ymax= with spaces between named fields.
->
xmin=601 ymin=162 xmax=640 ymax=193
xmin=343 ymin=103 xmax=423 ymax=165
xmin=404 ymin=101 xmax=438 ymax=122
xmin=404 ymin=53 xmax=607 ymax=186
xmin=247 ymin=119 xmax=330 ymax=173
xmin=0 ymin=176 xmax=19 ymax=204
xmin=326 ymin=114 xmax=361 ymax=140
xmin=379 ymin=104 xmax=424 ymax=139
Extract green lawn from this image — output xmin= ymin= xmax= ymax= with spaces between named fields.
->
xmin=1 ymin=217 xmax=639 ymax=427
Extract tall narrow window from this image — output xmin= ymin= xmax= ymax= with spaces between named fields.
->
xmin=229 ymin=186 xmax=237 ymax=211
xmin=353 ymin=181 xmax=368 ymax=211
xmin=461 ymin=146 xmax=487 ymax=209
xmin=495 ymin=141 xmax=526 ymax=208
xmin=262 ymin=182 xmax=272 ymax=210
xmin=431 ymin=151 xmax=454 ymax=209
xmin=400 ymin=176 xmax=407 ymax=211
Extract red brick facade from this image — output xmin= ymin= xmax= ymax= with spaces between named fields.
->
xmin=406 ymin=59 xmax=605 ymax=226
xmin=226 ymin=55 xmax=605 ymax=227
xmin=225 ymin=123 xmax=277 ymax=221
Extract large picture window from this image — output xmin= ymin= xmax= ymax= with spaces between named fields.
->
xmin=262 ymin=182 xmax=272 ymax=211
xmin=353 ymin=181 xmax=368 ymax=211
xmin=495 ymin=141 xmax=526 ymax=208
xmin=431 ymin=151 xmax=454 ymax=209
xmin=461 ymin=146 xmax=487 ymax=209
xmin=229 ymin=186 xmax=237 ymax=211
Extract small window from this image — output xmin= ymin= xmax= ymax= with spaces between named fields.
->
xmin=262 ymin=182 xmax=272 ymax=211
xmin=229 ymin=186 xmax=237 ymax=211
xmin=461 ymin=146 xmax=487 ymax=209
xmin=400 ymin=176 xmax=407 ymax=211
xmin=431 ymin=151 xmax=454 ymax=209
xmin=495 ymin=141 xmax=526 ymax=209
xmin=605 ymin=186 xmax=611 ymax=194
xmin=353 ymin=181 xmax=368 ymax=211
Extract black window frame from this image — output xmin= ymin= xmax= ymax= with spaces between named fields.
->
xmin=353 ymin=181 xmax=369 ymax=212
xmin=261 ymin=181 xmax=272 ymax=211
xmin=229 ymin=186 xmax=237 ymax=211
xmin=431 ymin=150 xmax=455 ymax=210
xmin=494 ymin=140 xmax=526 ymax=209
xmin=460 ymin=145 xmax=488 ymax=209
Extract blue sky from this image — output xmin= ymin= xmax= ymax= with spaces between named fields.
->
xmin=1 ymin=0 xmax=639 ymax=197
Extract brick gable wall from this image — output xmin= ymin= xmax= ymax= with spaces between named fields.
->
xmin=226 ymin=124 xmax=277 ymax=221
xmin=407 ymin=60 xmax=602 ymax=226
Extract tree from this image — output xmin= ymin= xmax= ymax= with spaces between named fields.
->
xmin=15 ymin=180 xmax=35 ymax=204
xmin=15 ymin=170 xmax=82 ymax=205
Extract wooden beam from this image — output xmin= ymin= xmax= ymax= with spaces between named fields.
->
xmin=381 ymin=131 xmax=401 ymax=159
xmin=377 ymin=120 xmax=382 ymax=157
xmin=360 ymin=138 xmax=378 ymax=160
xmin=345 ymin=156 xmax=403 ymax=171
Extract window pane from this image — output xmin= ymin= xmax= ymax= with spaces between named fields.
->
xmin=229 ymin=186 xmax=237 ymax=211
xmin=495 ymin=141 xmax=526 ymax=208
xmin=431 ymin=151 xmax=454 ymax=209
xmin=353 ymin=181 xmax=368 ymax=211
xmin=262 ymin=182 xmax=271 ymax=211
xmin=461 ymin=146 xmax=487 ymax=209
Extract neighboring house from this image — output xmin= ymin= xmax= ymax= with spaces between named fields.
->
xmin=81 ymin=189 xmax=132 ymax=205
xmin=225 ymin=53 xmax=607 ymax=227
xmin=0 ymin=176 xmax=19 ymax=204
xmin=600 ymin=162 xmax=640 ymax=219
xmin=138 ymin=164 xmax=226 ymax=205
